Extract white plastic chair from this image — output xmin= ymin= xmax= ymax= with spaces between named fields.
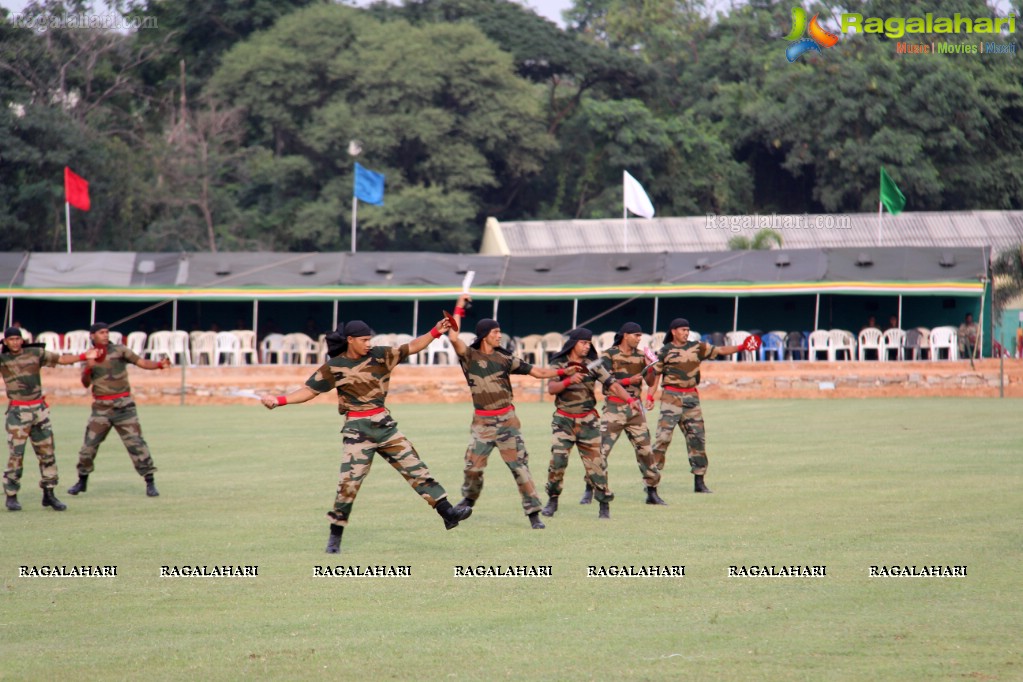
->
xmin=457 ymin=332 xmax=476 ymax=348
xmin=829 ymin=329 xmax=856 ymax=361
xmin=725 ymin=330 xmax=754 ymax=362
xmin=282 ymin=333 xmax=319 ymax=364
xmin=517 ymin=334 xmax=543 ymax=364
xmin=191 ymin=331 xmax=217 ymax=366
xmin=390 ymin=334 xmax=416 ymax=364
xmin=808 ymin=330 xmax=830 ymax=361
xmin=370 ymin=333 xmax=394 ymax=347
xmin=35 ymin=331 xmax=62 ymax=354
xmin=107 ymin=331 xmax=123 ymax=345
xmin=857 ymin=328 xmax=884 ymax=361
xmin=63 ymin=330 xmax=92 ymax=355
xmin=929 ymin=326 xmax=958 ymax=361
xmin=424 ymin=334 xmax=457 ymax=365
xmin=650 ymin=331 xmax=666 ymax=348
xmin=230 ymin=330 xmax=258 ymax=365
xmin=592 ymin=331 xmax=616 ymax=355
xmin=540 ymin=332 xmax=565 ymax=365
xmin=126 ymin=331 xmax=147 ymax=356
xmin=882 ymin=328 xmax=906 ymax=361
xmin=687 ymin=331 xmax=701 ymax=343
xmin=214 ymin=331 xmax=243 ymax=366
xmin=168 ymin=330 xmax=191 ymax=365
xmin=260 ymin=333 xmax=286 ymax=364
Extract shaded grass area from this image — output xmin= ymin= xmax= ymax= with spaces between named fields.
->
xmin=2 ymin=399 xmax=1021 ymax=681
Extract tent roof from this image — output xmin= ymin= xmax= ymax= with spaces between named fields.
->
xmin=0 ymin=247 xmax=989 ymax=301
xmin=482 ymin=211 xmax=1023 ymax=255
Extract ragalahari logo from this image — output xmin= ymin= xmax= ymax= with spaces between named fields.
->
xmin=784 ymin=7 xmax=840 ymax=62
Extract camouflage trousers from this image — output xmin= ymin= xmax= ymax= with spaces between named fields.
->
xmin=546 ymin=410 xmax=614 ymax=503
xmin=600 ymin=401 xmax=661 ymax=488
xmin=76 ymin=397 xmax=157 ymax=478
xmin=652 ymin=391 xmax=708 ymax=475
xmin=462 ymin=408 xmax=542 ymax=515
xmin=4 ymin=403 xmax=59 ymax=494
xmin=328 ymin=410 xmax=447 ymax=528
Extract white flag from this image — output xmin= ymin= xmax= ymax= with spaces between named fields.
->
xmin=623 ymin=170 xmax=655 ymax=219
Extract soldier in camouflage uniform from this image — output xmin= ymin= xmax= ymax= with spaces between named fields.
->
xmin=449 ymin=295 xmax=578 ymax=530
xmin=2 ymin=327 xmax=96 ymax=511
xmin=262 ymin=318 xmax=472 ymax=554
xmin=598 ymin=322 xmax=666 ymax=505
xmin=647 ymin=318 xmax=755 ymax=493
xmin=67 ymin=322 xmax=171 ymax=498
xmin=541 ymin=327 xmax=634 ymax=520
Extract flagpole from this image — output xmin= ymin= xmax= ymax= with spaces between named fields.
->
xmin=623 ymin=203 xmax=628 ymax=251
xmin=65 ymin=201 xmax=72 ymax=253
xmin=877 ymin=201 xmax=883 ymax=247
xmin=351 ymin=197 xmax=358 ymax=254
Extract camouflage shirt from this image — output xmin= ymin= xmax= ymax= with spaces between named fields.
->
xmin=599 ymin=346 xmax=647 ymax=400
xmin=88 ymin=343 xmax=143 ymax=397
xmin=551 ymin=357 xmax=616 ymax=413
xmin=650 ymin=341 xmax=721 ymax=389
xmin=304 ymin=345 xmax=409 ymax=412
xmin=0 ymin=347 xmax=61 ymax=401
xmin=457 ymin=346 xmax=533 ymax=411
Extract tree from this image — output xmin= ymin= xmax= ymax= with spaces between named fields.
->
xmin=728 ymin=229 xmax=782 ymax=250
xmin=210 ymin=4 xmax=555 ymax=251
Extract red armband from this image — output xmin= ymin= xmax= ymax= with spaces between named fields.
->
xmin=430 ymin=327 xmax=442 ymax=339
xmin=454 ymin=306 xmax=466 ymax=317
xmin=276 ymin=396 xmax=288 ymax=406
xmin=78 ymin=353 xmax=88 ymax=361
xmin=556 ymin=368 xmax=566 ymax=378
xmin=562 ymin=379 xmax=572 ymax=389
xmin=621 ymin=377 xmax=630 ymax=387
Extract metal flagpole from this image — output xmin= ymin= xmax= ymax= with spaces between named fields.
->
xmin=65 ymin=202 xmax=72 ymax=253
xmin=877 ymin=201 xmax=883 ymax=247
xmin=351 ymin=197 xmax=358 ymax=254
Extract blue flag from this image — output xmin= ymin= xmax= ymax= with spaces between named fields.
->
xmin=353 ymin=163 xmax=385 ymax=206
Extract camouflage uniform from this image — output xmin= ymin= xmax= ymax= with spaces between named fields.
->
xmin=76 ymin=344 xmax=157 ymax=479
xmin=599 ymin=346 xmax=661 ymax=488
xmin=1 ymin=347 xmax=62 ymax=494
xmin=545 ymin=358 xmax=615 ymax=503
xmin=304 ymin=343 xmax=448 ymax=527
xmin=649 ymin=340 xmax=721 ymax=475
xmin=457 ymin=346 xmax=542 ymax=515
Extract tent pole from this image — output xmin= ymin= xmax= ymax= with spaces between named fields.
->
xmin=572 ymin=298 xmax=578 ymax=330
xmin=897 ymin=295 xmax=903 ymax=329
xmin=90 ymin=299 xmax=96 ymax=326
xmin=412 ymin=299 xmax=419 ymax=337
xmin=732 ymin=296 xmax=739 ymax=334
xmin=252 ymin=300 xmax=259 ymax=362
xmin=814 ymin=293 xmax=820 ymax=331
xmin=171 ymin=299 xmax=177 ymax=331
xmin=652 ymin=296 xmax=659 ymax=335
xmin=332 ymin=299 xmax=338 ymax=332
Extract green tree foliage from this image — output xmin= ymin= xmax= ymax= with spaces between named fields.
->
xmin=209 ymin=4 xmax=554 ymax=251
xmin=728 ymin=229 xmax=782 ymax=250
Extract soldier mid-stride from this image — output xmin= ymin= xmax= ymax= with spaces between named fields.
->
xmin=2 ymin=327 xmax=96 ymax=511
xmin=448 ymin=295 xmax=579 ymax=530
xmin=646 ymin=318 xmax=759 ymax=493
xmin=67 ymin=322 xmax=171 ymax=498
xmin=541 ymin=327 xmax=634 ymax=520
xmin=262 ymin=318 xmax=472 ymax=554
xmin=595 ymin=322 xmax=665 ymax=505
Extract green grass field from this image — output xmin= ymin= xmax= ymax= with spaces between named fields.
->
xmin=3 ymin=399 xmax=1022 ymax=681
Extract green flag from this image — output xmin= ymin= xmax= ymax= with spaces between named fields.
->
xmin=879 ymin=167 xmax=906 ymax=216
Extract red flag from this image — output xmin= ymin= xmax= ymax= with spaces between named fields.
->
xmin=64 ymin=166 xmax=90 ymax=211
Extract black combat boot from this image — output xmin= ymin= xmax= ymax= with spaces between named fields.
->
xmin=42 ymin=488 xmax=67 ymax=511
xmin=6 ymin=494 xmax=21 ymax=511
xmin=645 ymin=486 xmax=667 ymax=505
xmin=436 ymin=499 xmax=472 ymax=530
xmin=325 ymin=525 xmax=344 ymax=554
xmin=579 ymin=483 xmax=593 ymax=504
xmin=528 ymin=511 xmax=546 ymax=529
xmin=541 ymin=496 xmax=559 ymax=517
xmin=598 ymin=501 xmax=610 ymax=519
xmin=67 ymin=475 xmax=88 ymax=495
xmin=694 ymin=475 xmax=713 ymax=493
xmin=457 ymin=497 xmax=475 ymax=508
xmin=145 ymin=474 xmax=159 ymax=497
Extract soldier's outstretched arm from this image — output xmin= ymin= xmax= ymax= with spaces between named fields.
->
xmin=57 ymin=348 xmax=98 ymax=365
xmin=261 ymin=386 xmax=318 ymax=410
xmin=408 ymin=318 xmax=451 ymax=356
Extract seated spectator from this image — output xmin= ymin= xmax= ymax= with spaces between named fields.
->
xmin=861 ymin=315 xmax=878 ymax=331
xmin=958 ymin=313 xmax=979 ymax=359
xmin=885 ymin=315 xmax=900 ymax=331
